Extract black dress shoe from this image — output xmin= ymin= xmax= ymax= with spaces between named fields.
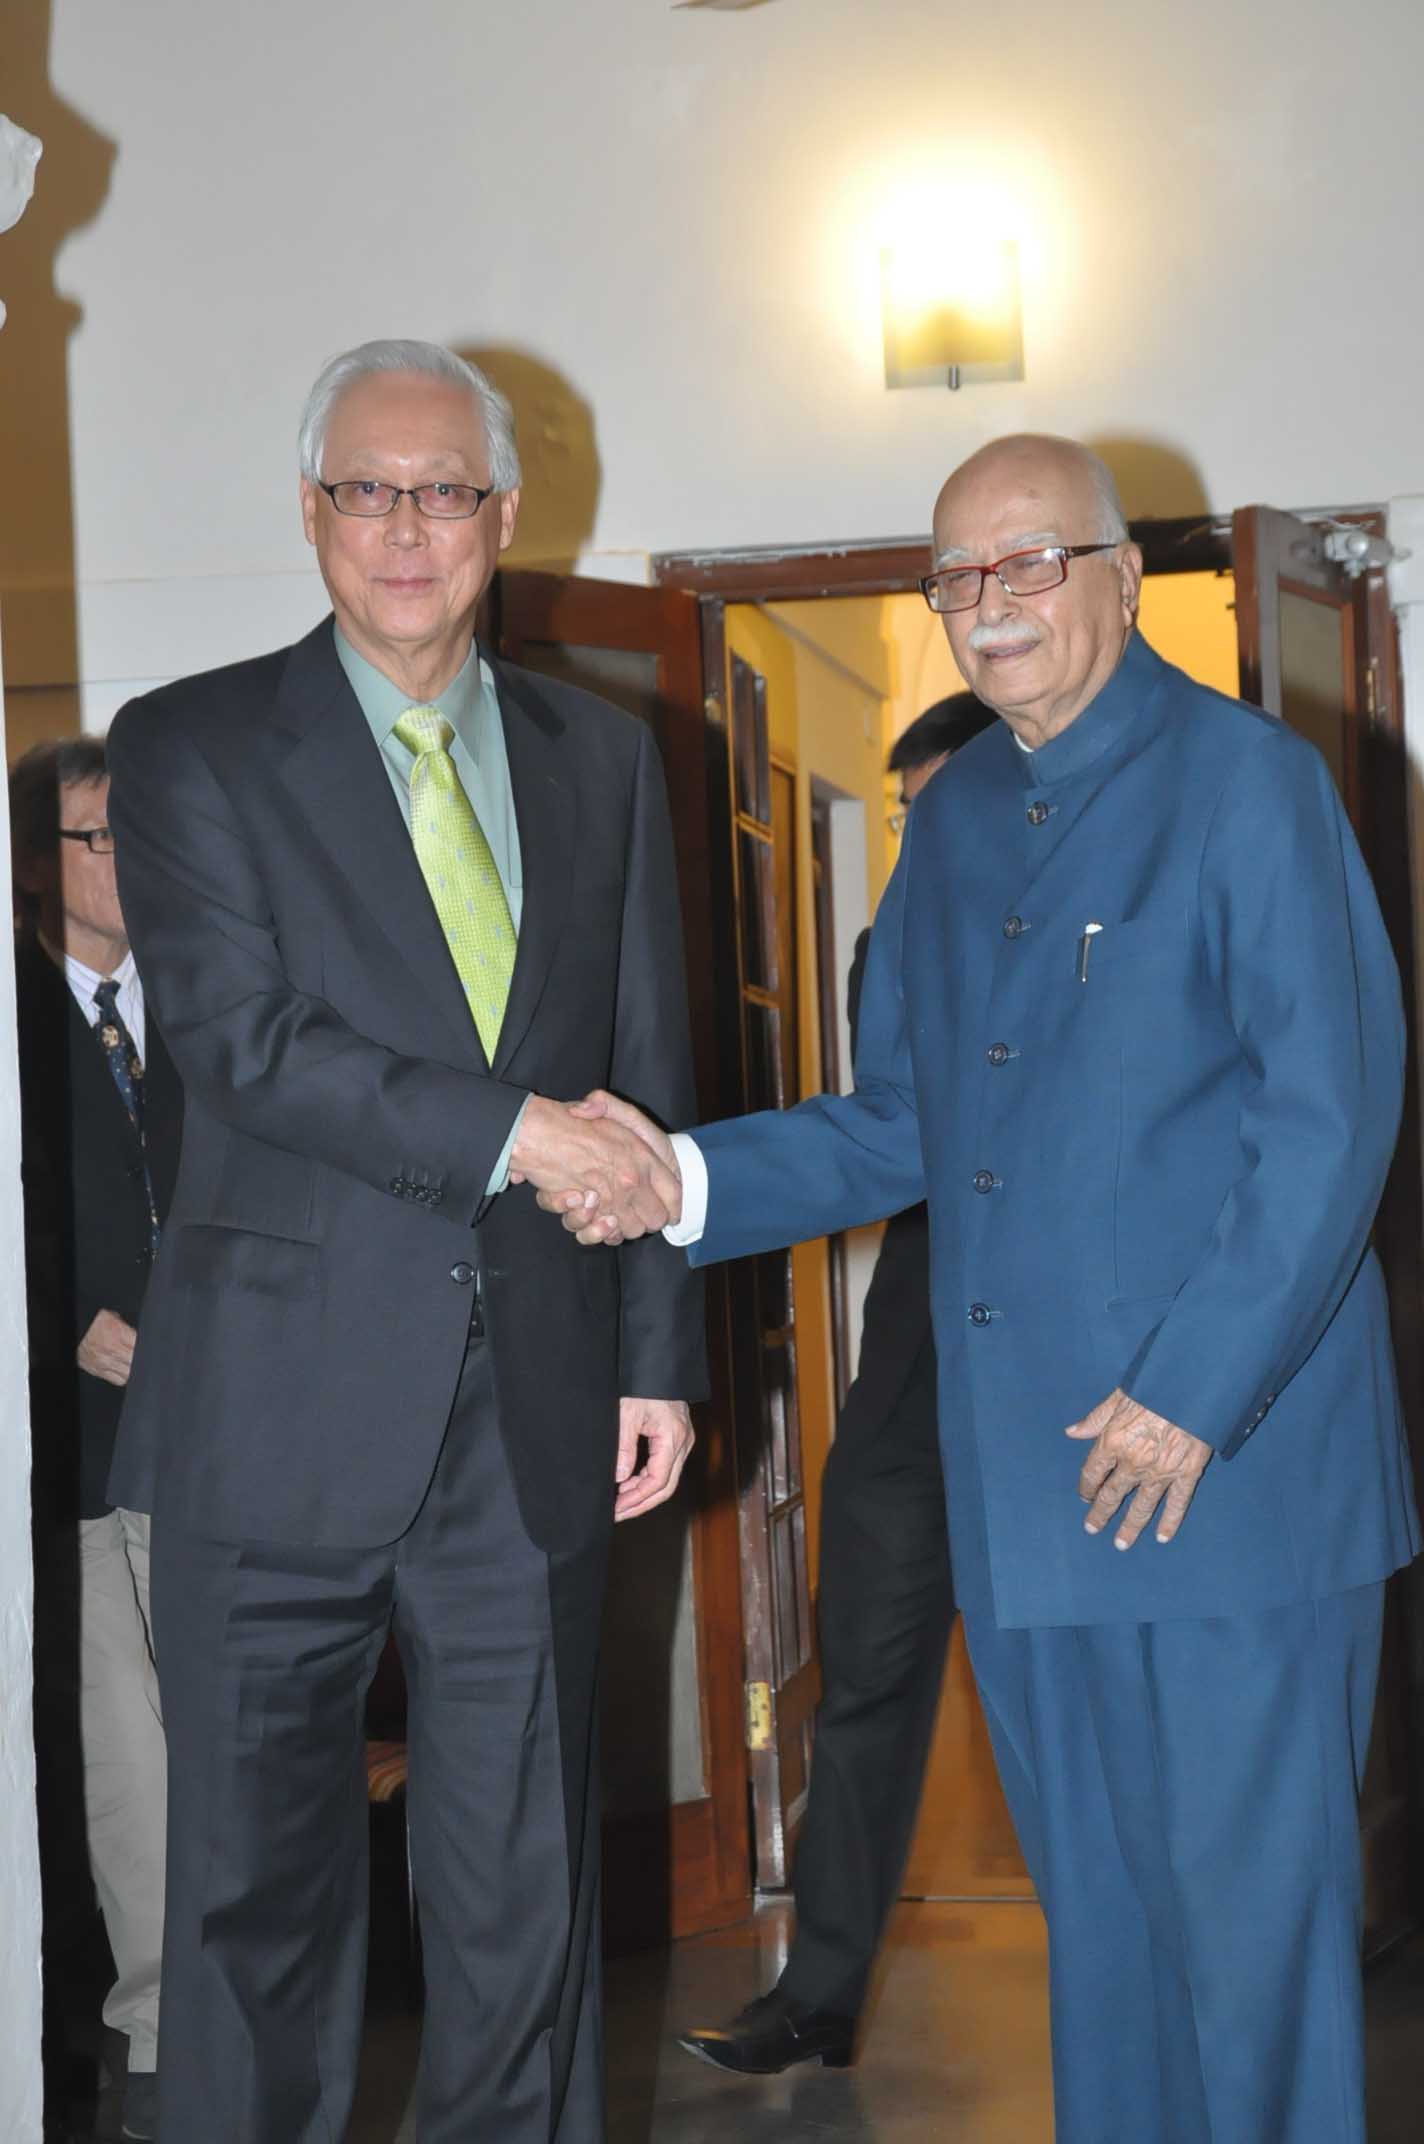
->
xmin=678 ymin=1987 xmax=856 ymax=2075
xmin=121 ymin=2069 xmax=157 ymax=2140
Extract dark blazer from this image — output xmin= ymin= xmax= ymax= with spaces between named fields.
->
xmin=689 ymin=633 xmax=1420 ymax=1628
xmin=106 ymin=619 xmax=706 ymax=1554
xmin=841 ymin=929 xmax=932 ymax=1426
xmin=16 ymin=939 xmax=182 ymax=1519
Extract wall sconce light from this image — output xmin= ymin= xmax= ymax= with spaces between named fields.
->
xmin=880 ymin=237 xmax=1024 ymax=390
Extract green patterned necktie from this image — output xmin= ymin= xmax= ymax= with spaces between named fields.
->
xmin=394 ymin=706 xmax=516 ymax=1060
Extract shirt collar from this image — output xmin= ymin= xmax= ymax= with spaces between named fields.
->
xmin=335 ymin=626 xmax=492 ymax=765
xmin=1012 ymin=630 xmax=1165 ymax=789
xmin=50 ymin=941 xmax=136 ymax=1004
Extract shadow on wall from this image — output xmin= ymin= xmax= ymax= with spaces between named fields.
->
xmin=459 ymin=347 xmax=601 ymax=571
xmin=0 ymin=1 xmax=116 ymax=760
xmin=1087 ymin=434 xmax=1213 ymax=526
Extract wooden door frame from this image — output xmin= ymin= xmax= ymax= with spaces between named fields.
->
xmin=656 ymin=515 xmax=1234 ymax=600
xmin=492 ymin=570 xmax=752 ymax=1944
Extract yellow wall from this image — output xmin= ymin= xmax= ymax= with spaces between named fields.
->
xmin=723 ymin=599 xmax=893 ymax=1586
xmin=881 ymin=570 xmax=1242 ymax=766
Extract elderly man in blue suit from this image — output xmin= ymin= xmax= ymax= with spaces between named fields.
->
xmin=547 ymin=434 xmax=1421 ymax=2143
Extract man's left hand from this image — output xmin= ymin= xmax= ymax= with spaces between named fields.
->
xmin=615 ymin=1398 xmax=695 ymax=1521
xmin=1065 ymin=1388 xmax=1212 ymax=1549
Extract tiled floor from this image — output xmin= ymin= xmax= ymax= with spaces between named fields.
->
xmin=341 ymin=1897 xmax=1424 ymax=2143
xmin=68 ymin=1891 xmax=1424 ymax=2139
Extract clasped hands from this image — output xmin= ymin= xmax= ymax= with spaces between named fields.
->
xmin=509 ymin=1091 xmax=679 ymax=1244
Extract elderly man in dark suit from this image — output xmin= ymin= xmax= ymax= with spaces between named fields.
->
xmin=679 ymin=693 xmax=993 ymax=2077
xmin=12 ymin=736 xmax=181 ymax=2143
xmin=106 ymin=339 xmax=705 ymax=2144
xmin=552 ymin=436 xmax=1420 ymax=2144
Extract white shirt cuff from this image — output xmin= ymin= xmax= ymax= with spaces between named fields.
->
xmin=663 ymin=1132 xmax=708 ymax=1246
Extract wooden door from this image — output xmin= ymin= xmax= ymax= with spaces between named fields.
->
xmin=705 ymin=627 xmax=821 ymax=1891
xmin=1232 ymin=506 xmax=1424 ymax=1950
xmin=494 ymin=569 xmax=750 ymax=1943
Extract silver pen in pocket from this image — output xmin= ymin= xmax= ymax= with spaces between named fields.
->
xmin=1077 ymin=921 xmax=1103 ymax=982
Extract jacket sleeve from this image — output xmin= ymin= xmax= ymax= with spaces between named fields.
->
xmin=609 ymin=723 xmax=709 ymax=1402
xmin=107 ymin=695 xmax=528 ymax=1220
xmin=690 ymin=846 xmax=925 ymax=1269
xmin=1125 ymin=729 xmax=1405 ymax=1456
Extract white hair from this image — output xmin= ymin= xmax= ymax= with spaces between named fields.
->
xmin=1084 ymin=448 xmax=1129 ymax=545
xmin=297 ymin=339 xmax=521 ymax=491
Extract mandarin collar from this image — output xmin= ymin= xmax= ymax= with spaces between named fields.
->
xmin=1014 ymin=631 xmax=1165 ymax=790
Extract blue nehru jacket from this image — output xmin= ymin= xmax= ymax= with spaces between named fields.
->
xmin=690 ymin=633 xmax=1421 ymax=1628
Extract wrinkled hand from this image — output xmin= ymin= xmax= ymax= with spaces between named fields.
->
xmin=77 ymin=1308 xmax=137 ymax=1388
xmin=615 ymin=1397 xmax=695 ymax=1521
xmin=509 ymin=1095 xmax=681 ymax=1240
xmin=535 ymin=1091 xmax=682 ymax=1247
xmin=1065 ymin=1387 xmax=1212 ymax=1549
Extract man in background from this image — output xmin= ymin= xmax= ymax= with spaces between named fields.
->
xmin=680 ymin=693 xmax=994 ymax=2076
xmin=12 ymin=737 xmax=178 ymax=2144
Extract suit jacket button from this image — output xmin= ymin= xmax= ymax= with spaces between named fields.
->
xmin=987 ymin=1042 xmax=1011 ymax=1067
xmin=1003 ymin=915 xmax=1026 ymax=939
xmin=973 ymin=1170 xmax=996 ymax=1194
xmin=450 ymin=1261 xmax=475 ymax=1285
xmin=968 ymin=1302 xmax=993 ymax=1326
xmin=389 ymin=1176 xmax=406 ymax=1195
xmin=1027 ymin=802 xmax=1050 ymax=826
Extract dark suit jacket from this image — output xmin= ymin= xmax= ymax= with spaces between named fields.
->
xmin=842 ymin=929 xmax=932 ymax=1430
xmin=106 ymin=619 xmax=706 ymax=1554
xmin=16 ymin=939 xmax=182 ymax=1519
xmin=690 ymin=632 xmax=1420 ymax=1627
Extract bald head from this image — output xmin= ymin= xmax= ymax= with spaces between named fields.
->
xmin=933 ymin=435 xmax=1128 ymax=563
xmin=929 ymin=434 xmax=1143 ymax=749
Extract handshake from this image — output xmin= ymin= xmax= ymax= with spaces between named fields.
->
xmin=509 ymin=1092 xmax=683 ymax=1246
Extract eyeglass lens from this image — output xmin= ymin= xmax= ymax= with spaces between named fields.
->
xmin=326 ymin=480 xmax=485 ymax=519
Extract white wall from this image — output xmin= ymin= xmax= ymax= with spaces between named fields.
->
xmin=4 ymin=0 xmax=1424 ymax=717
xmin=0 ymin=614 xmax=43 ymax=2141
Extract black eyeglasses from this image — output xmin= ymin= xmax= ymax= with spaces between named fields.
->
xmin=920 ymin=543 xmax=1119 ymax=615
xmin=59 ymin=826 xmax=115 ymax=855
xmin=317 ymin=479 xmax=495 ymax=520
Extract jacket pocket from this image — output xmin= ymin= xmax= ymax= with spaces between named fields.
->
xmin=1088 ymin=915 xmax=1188 ymax=969
xmin=172 ymin=1222 xmax=320 ymax=1300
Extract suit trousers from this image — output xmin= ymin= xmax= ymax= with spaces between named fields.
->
xmin=781 ymin=1334 xmax=954 ymax=2018
xmin=965 ymin=1584 xmax=1385 ymax=2144
xmin=149 ymin=1335 xmax=608 ymax=2144
xmin=78 ymin=1508 xmax=166 ymax=2074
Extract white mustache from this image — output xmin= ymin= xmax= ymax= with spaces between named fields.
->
xmin=967 ymin=621 xmax=1040 ymax=653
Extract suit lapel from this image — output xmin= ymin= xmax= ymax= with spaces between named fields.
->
xmin=270 ymin=622 xmax=488 ymax=1069
xmin=487 ymin=656 xmax=574 ymax=1078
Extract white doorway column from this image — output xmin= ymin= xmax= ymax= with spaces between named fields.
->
xmin=0 ymin=615 xmax=44 ymax=2144
xmin=1387 ymin=498 xmax=1424 ymax=1159
xmin=0 ymin=108 xmax=46 ymax=2144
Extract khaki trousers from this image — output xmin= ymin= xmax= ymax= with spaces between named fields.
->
xmin=77 ymin=1507 xmax=167 ymax=2072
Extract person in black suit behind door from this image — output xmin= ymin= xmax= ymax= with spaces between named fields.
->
xmin=104 ymin=339 xmax=706 ymax=2144
xmin=679 ymin=693 xmax=994 ymax=2076
xmin=12 ymin=736 xmax=181 ymax=2143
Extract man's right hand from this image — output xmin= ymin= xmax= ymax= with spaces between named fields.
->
xmin=510 ymin=1094 xmax=682 ymax=1241
xmin=533 ymin=1092 xmax=683 ymax=1246
xmin=78 ymin=1309 xmax=138 ymax=1387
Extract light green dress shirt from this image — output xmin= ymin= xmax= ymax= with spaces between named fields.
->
xmin=336 ymin=627 xmax=528 ymax=1192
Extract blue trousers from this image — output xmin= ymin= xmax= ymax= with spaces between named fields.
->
xmin=965 ymin=1584 xmax=1384 ymax=2144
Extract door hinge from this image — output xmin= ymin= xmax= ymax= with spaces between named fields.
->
xmin=1321 ymin=526 xmax=1402 ymax=579
xmin=745 ymin=1680 xmax=772 ymax=1751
